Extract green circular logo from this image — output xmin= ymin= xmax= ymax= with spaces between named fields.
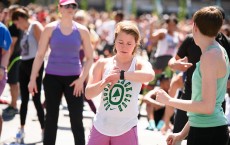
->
xmin=103 ymin=80 xmax=133 ymax=112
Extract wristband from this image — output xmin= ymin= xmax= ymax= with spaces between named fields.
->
xmin=120 ymin=70 xmax=125 ymax=80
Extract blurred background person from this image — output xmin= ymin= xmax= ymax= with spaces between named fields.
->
xmin=0 ymin=21 xmax=11 ymax=138
xmin=12 ymin=7 xmax=45 ymax=142
xmin=1 ymin=4 xmax=21 ymax=121
xmin=28 ymin=0 xmax=94 ymax=144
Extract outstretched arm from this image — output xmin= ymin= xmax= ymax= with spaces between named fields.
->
xmin=168 ymin=55 xmax=192 ymax=72
xmin=110 ymin=59 xmax=155 ymax=83
xmin=143 ymin=88 xmax=164 ymax=107
xmin=156 ymin=51 xmax=218 ymax=114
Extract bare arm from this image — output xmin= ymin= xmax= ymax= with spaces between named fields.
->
xmin=143 ymin=88 xmax=164 ymax=106
xmin=30 ymin=25 xmax=51 ymax=80
xmin=33 ymin=21 xmax=44 ymax=43
xmin=179 ymin=122 xmax=190 ymax=139
xmin=86 ymin=58 xmax=155 ymax=100
xmin=85 ymin=59 xmax=107 ymax=99
xmin=157 ymin=51 xmax=218 ymax=114
xmin=77 ymin=25 xmax=94 ymax=83
xmin=149 ymin=29 xmax=165 ymax=43
xmin=69 ymin=24 xmax=94 ymax=97
xmin=124 ymin=60 xmax=155 ymax=83
xmin=0 ymin=49 xmax=10 ymax=81
xmin=1 ymin=49 xmax=10 ymax=68
xmin=168 ymin=55 xmax=192 ymax=72
xmin=101 ymin=59 xmax=155 ymax=90
xmin=28 ymin=23 xmax=52 ymax=95
xmin=167 ymin=122 xmax=190 ymax=145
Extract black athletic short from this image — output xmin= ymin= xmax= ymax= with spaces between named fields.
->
xmin=7 ymin=56 xmax=21 ymax=84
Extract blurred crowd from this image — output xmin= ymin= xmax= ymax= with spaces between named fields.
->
xmin=1 ymin=3 xmax=230 ymax=59
xmin=0 ymin=1 xmax=230 ymax=145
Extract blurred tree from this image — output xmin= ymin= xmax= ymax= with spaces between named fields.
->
xmin=80 ymin=0 xmax=88 ymax=10
xmin=178 ymin=0 xmax=187 ymax=21
xmin=105 ymin=0 xmax=113 ymax=12
xmin=151 ymin=0 xmax=157 ymax=16
xmin=131 ymin=0 xmax=137 ymax=16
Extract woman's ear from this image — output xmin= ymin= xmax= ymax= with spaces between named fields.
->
xmin=193 ymin=23 xmax=198 ymax=33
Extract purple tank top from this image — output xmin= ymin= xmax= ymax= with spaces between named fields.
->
xmin=46 ymin=22 xmax=82 ymax=76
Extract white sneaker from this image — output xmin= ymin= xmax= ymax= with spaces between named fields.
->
xmin=15 ymin=128 xmax=25 ymax=144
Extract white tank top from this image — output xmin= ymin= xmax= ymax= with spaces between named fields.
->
xmin=20 ymin=21 xmax=39 ymax=60
xmin=154 ymin=30 xmax=179 ymax=57
xmin=93 ymin=56 xmax=142 ymax=136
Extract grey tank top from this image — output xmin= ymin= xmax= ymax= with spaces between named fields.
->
xmin=20 ymin=21 xmax=39 ymax=60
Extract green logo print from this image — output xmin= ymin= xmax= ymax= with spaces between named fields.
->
xmin=103 ymin=80 xmax=132 ymax=112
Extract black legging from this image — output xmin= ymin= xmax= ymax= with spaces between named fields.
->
xmin=187 ymin=125 xmax=229 ymax=145
xmin=19 ymin=58 xmax=45 ymax=129
xmin=43 ymin=74 xmax=85 ymax=145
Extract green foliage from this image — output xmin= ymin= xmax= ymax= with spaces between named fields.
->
xmin=80 ymin=0 xmax=88 ymax=10
xmin=152 ymin=0 xmax=158 ymax=16
xmin=131 ymin=0 xmax=137 ymax=16
xmin=178 ymin=0 xmax=187 ymax=21
xmin=105 ymin=0 xmax=113 ymax=12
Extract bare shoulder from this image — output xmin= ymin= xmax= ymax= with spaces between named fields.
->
xmin=200 ymin=47 xmax=223 ymax=71
xmin=44 ymin=21 xmax=59 ymax=31
xmin=94 ymin=57 xmax=112 ymax=70
xmin=33 ymin=21 xmax=43 ymax=29
xmin=201 ymin=48 xmax=221 ymax=62
xmin=40 ymin=21 xmax=59 ymax=38
xmin=74 ymin=22 xmax=89 ymax=33
xmin=135 ymin=57 xmax=151 ymax=70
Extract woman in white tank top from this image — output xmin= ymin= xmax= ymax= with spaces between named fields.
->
xmin=85 ymin=21 xmax=155 ymax=145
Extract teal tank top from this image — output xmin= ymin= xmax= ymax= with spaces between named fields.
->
xmin=188 ymin=43 xmax=230 ymax=127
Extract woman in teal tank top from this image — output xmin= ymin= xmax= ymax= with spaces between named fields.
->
xmin=155 ymin=6 xmax=229 ymax=145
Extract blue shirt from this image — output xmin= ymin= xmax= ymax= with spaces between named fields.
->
xmin=0 ymin=22 xmax=12 ymax=51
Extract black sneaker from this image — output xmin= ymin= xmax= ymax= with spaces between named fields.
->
xmin=2 ymin=106 xmax=19 ymax=121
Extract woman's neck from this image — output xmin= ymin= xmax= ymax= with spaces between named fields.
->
xmin=60 ymin=18 xmax=73 ymax=28
xmin=114 ymin=54 xmax=133 ymax=64
xmin=199 ymin=38 xmax=216 ymax=53
xmin=113 ymin=55 xmax=134 ymax=70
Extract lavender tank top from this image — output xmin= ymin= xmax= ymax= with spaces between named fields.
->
xmin=46 ymin=22 xmax=82 ymax=76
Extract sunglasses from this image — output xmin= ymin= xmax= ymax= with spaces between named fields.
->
xmin=60 ymin=4 xmax=77 ymax=9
